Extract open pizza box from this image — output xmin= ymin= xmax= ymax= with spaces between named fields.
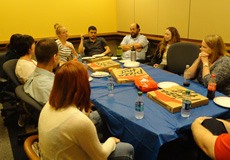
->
xmin=87 ymin=60 xmax=121 ymax=72
xmin=83 ymin=56 xmax=111 ymax=63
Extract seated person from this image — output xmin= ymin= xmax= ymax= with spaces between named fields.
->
xmin=54 ymin=23 xmax=76 ymax=62
xmin=150 ymin=27 xmax=180 ymax=69
xmin=120 ymin=23 xmax=149 ymax=61
xmin=4 ymin=34 xmax=22 ymax=63
xmin=157 ymin=117 xmax=230 ymax=160
xmin=78 ymin=26 xmax=111 ymax=56
xmin=186 ymin=35 xmax=230 ymax=96
xmin=15 ymin=35 xmax=37 ymax=84
xmin=38 ymin=61 xmax=134 ymax=160
xmin=191 ymin=117 xmax=230 ymax=160
xmin=24 ymin=38 xmax=59 ymax=105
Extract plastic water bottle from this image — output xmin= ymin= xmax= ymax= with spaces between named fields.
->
xmin=116 ymin=46 xmax=123 ymax=60
xmin=207 ymin=74 xmax=216 ymax=100
xmin=183 ymin=65 xmax=190 ymax=87
xmin=135 ymin=92 xmax=144 ymax=119
xmin=73 ymin=53 xmax=78 ymax=61
xmin=78 ymin=53 xmax=82 ymax=62
xmin=107 ymin=74 xmax=114 ymax=97
xmin=181 ymin=90 xmax=191 ymax=117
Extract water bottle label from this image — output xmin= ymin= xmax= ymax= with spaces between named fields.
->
xmin=135 ymin=102 xmax=144 ymax=112
xmin=208 ymin=84 xmax=216 ymax=91
xmin=107 ymin=83 xmax=114 ymax=91
xmin=182 ymin=100 xmax=191 ymax=110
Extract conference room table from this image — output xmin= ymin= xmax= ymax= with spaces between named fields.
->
xmin=88 ymin=61 xmax=230 ymax=160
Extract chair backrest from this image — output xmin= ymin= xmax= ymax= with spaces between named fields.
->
xmin=0 ymin=52 xmax=7 ymax=79
xmin=24 ymin=134 xmax=40 ymax=160
xmin=15 ymin=85 xmax=43 ymax=112
xmin=167 ymin=42 xmax=200 ymax=75
xmin=3 ymin=59 xmax=20 ymax=87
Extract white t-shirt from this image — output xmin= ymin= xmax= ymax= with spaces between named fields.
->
xmin=15 ymin=59 xmax=37 ymax=84
xmin=38 ymin=103 xmax=116 ymax=160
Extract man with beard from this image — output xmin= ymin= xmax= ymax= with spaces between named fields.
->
xmin=120 ymin=23 xmax=149 ymax=60
xmin=78 ymin=26 xmax=111 ymax=56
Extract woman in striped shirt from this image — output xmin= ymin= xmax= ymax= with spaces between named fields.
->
xmin=54 ymin=23 xmax=77 ymax=62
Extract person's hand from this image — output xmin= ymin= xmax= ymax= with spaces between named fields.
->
xmin=198 ymin=51 xmax=209 ymax=64
xmin=80 ymin=34 xmax=85 ymax=40
xmin=110 ymin=137 xmax=120 ymax=144
xmin=153 ymin=64 xmax=159 ymax=68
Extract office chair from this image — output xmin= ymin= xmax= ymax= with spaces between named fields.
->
xmin=15 ymin=85 xmax=43 ymax=144
xmin=0 ymin=53 xmax=8 ymax=103
xmin=137 ymin=42 xmax=154 ymax=64
xmin=1 ymin=59 xmax=20 ymax=125
xmin=24 ymin=134 xmax=40 ymax=160
xmin=166 ymin=42 xmax=200 ymax=75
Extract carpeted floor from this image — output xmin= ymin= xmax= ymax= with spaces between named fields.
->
xmin=0 ymin=102 xmax=28 ymax=160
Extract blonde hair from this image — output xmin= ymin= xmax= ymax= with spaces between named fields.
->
xmin=54 ymin=23 xmax=63 ymax=35
xmin=204 ymin=35 xmax=230 ymax=63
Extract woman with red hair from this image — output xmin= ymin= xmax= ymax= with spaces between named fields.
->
xmin=38 ymin=61 xmax=134 ymax=160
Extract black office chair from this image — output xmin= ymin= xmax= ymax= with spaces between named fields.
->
xmin=1 ymin=59 xmax=20 ymax=125
xmin=0 ymin=53 xmax=8 ymax=103
xmin=15 ymin=85 xmax=43 ymax=144
xmin=137 ymin=42 xmax=154 ymax=64
xmin=166 ymin=42 xmax=200 ymax=75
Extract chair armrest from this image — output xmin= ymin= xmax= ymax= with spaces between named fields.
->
xmin=24 ymin=135 xmax=40 ymax=160
xmin=0 ymin=77 xmax=7 ymax=83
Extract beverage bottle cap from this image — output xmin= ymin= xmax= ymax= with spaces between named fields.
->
xmin=108 ymin=74 xmax=112 ymax=78
xmin=138 ymin=91 xmax=142 ymax=96
xmin=211 ymin=74 xmax=215 ymax=78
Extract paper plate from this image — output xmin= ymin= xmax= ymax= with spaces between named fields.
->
xmin=123 ymin=62 xmax=140 ymax=68
xmin=120 ymin=59 xmax=131 ymax=63
xmin=158 ymin=81 xmax=179 ymax=89
xmin=91 ymin=71 xmax=109 ymax=78
xmin=111 ymin=57 xmax=118 ymax=60
xmin=213 ymin=97 xmax=230 ymax=108
xmin=89 ymin=77 xmax=93 ymax=82
xmin=92 ymin=54 xmax=105 ymax=58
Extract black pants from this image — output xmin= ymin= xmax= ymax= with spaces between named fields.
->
xmin=157 ymin=118 xmax=227 ymax=160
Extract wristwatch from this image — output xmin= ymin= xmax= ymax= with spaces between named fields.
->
xmin=203 ymin=63 xmax=209 ymax=67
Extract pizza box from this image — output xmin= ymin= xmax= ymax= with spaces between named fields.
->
xmin=110 ymin=67 xmax=148 ymax=84
xmin=147 ymin=85 xmax=209 ymax=113
xmin=87 ymin=60 xmax=121 ymax=72
xmin=82 ymin=56 xmax=111 ymax=63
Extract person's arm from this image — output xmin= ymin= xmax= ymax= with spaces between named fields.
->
xmin=121 ymin=43 xmax=143 ymax=52
xmin=102 ymin=46 xmax=111 ymax=55
xmin=186 ymin=51 xmax=208 ymax=79
xmin=72 ymin=115 xmax=118 ymax=160
xmin=191 ymin=117 xmax=217 ymax=159
xmin=65 ymin=42 xmax=77 ymax=54
xmin=78 ymin=34 xmax=85 ymax=54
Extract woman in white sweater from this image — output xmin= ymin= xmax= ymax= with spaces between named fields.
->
xmin=38 ymin=61 xmax=134 ymax=160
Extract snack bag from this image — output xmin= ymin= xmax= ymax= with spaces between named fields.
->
xmin=135 ymin=76 xmax=158 ymax=92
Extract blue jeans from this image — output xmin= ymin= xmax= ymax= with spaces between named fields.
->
xmin=108 ymin=142 xmax=135 ymax=160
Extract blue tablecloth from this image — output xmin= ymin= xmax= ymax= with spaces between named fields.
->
xmin=88 ymin=63 xmax=230 ymax=160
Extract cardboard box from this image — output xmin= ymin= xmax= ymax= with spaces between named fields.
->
xmin=111 ymin=67 xmax=148 ymax=84
xmin=83 ymin=56 xmax=111 ymax=63
xmin=147 ymin=85 xmax=209 ymax=113
xmin=88 ymin=60 xmax=121 ymax=72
